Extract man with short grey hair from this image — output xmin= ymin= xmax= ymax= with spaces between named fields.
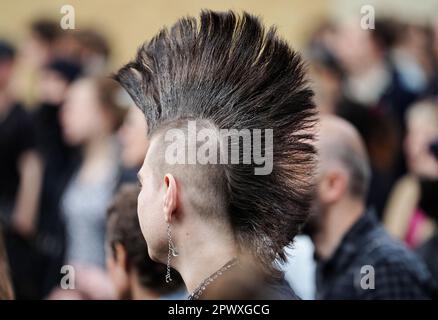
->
xmin=308 ymin=115 xmax=436 ymax=299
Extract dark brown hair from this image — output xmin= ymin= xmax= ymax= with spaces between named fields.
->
xmin=92 ymin=77 xmax=129 ymax=131
xmin=76 ymin=29 xmax=111 ymax=59
xmin=115 ymin=10 xmax=317 ymax=272
xmin=107 ymin=184 xmax=183 ymax=295
xmin=30 ymin=19 xmax=60 ymax=45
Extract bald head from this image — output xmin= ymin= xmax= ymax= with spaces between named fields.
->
xmin=318 ymin=115 xmax=368 ymax=157
xmin=317 ymin=115 xmax=370 ymax=199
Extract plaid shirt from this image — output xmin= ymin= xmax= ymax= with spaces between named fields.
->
xmin=315 ymin=210 xmax=437 ymax=299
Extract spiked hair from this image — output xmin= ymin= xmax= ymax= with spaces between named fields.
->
xmin=115 ymin=10 xmax=316 ymax=271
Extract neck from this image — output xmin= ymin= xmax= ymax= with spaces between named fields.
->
xmin=314 ymin=197 xmax=365 ymax=261
xmin=79 ymin=134 xmax=115 ymax=183
xmin=173 ymin=220 xmax=238 ymax=294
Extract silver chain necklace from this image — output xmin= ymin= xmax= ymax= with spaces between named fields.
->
xmin=188 ymin=258 xmax=238 ymax=300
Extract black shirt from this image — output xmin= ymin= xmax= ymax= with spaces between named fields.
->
xmin=315 ymin=210 xmax=437 ymax=299
xmin=33 ymin=103 xmax=80 ymax=232
xmin=0 ymin=104 xmax=36 ymax=217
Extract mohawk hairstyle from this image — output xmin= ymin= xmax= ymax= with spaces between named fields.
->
xmin=114 ymin=10 xmax=317 ymax=271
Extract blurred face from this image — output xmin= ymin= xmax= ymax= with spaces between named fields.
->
xmin=137 ymin=138 xmax=168 ymax=263
xmin=23 ymin=33 xmax=51 ymax=68
xmin=118 ymin=107 xmax=149 ymax=168
xmin=334 ymin=19 xmax=376 ymax=73
xmin=405 ymin=112 xmax=438 ymax=178
xmin=60 ymin=79 xmax=109 ymax=146
xmin=39 ymin=69 xmax=69 ymax=105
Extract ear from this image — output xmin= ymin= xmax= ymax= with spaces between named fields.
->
xmin=163 ymin=173 xmax=178 ymax=224
xmin=319 ymin=169 xmax=348 ymax=204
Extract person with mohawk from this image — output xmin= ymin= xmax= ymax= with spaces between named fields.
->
xmin=114 ymin=10 xmax=317 ymax=299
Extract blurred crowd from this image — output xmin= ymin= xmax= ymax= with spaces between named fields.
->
xmin=0 ymin=14 xmax=437 ymax=300
xmin=0 ymin=19 xmax=184 ymax=299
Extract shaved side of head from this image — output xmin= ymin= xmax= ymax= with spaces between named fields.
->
xmin=144 ymin=120 xmax=229 ymax=225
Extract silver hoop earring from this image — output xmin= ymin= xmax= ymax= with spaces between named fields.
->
xmin=165 ymin=223 xmax=178 ymax=283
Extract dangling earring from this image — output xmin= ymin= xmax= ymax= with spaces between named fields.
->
xmin=165 ymin=223 xmax=178 ymax=283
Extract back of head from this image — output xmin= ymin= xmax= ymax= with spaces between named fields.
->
xmin=318 ymin=115 xmax=371 ymax=200
xmin=115 ymin=11 xmax=317 ymax=271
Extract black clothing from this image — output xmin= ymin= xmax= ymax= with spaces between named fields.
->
xmin=316 ymin=210 xmax=436 ymax=299
xmin=0 ymin=103 xmax=36 ymax=219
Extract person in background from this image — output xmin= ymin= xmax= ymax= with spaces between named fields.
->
xmin=334 ymin=17 xmax=420 ymax=117
xmin=415 ymin=142 xmax=438 ymax=286
xmin=332 ymin=18 xmax=426 ymax=217
xmin=427 ymin=18 xmax=438 ymax=96
xmin=0 ymin=228 xmax=14 ymax=300
xmin=306 ymin=21 xmax=344 ymax=115
xmin=49 ymin=77 xmax=128 ymax=299
xmin=32 ymin=59 xmax=82 ymax=298
xmin=55 ymin=29 xmax=111 ymax=76
xmin=309 ymin=115 xmax=435 ymax=299
xmin=24 ymin=19 xmax=61 ymax=70
xmin=307 ymin=18 xmax=411 ymax=218
xmin=389 ymin=22 xmax=434 ymax=103
xmin=74 ymin=29 xmax=111 ymax=76
xmin=118 ymin=106 xmax=149 ymax=184
xmin=17 ymin=19 xmax=62 ymax=106
xmin=384 ymin=100 xmax=438 ymax=248
xmin=107 ymin=184 xmax=185 ymax=300
xmin=0 ymin=40 xmax=43 ymax=299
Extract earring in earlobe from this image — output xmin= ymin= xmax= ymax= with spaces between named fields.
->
xmin=165 ymin=223 xmax=178 ymax=283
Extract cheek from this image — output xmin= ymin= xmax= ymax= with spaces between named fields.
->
xmin=62 ymin=106 xmax=88 ymax=141
xmin=137 ymin=188 xmax=158 ymax=238
xmin=137 ymin=190 xmax=148 ymax=236
xmin=137 ymin=184 xmax=168 ymax=261
xmin=79 ymin=108 xmax=101 ymax=133
xmin=316 ymin=175 xmax=331 ymax=204
xmin=316 ymin=182 xmax=325 ymax=203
